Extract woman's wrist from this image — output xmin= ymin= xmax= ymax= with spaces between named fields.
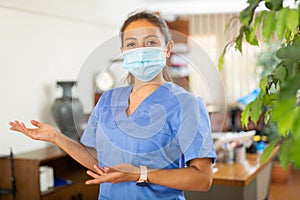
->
xmin=129 ymin=165 xmax=141 ymax=182
xmin=132 ymin=170 xmax=140 ymax=182
xmin=52 ymin=130 xmax=63 ymax=145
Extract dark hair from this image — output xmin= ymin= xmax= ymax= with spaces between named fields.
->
xmin=120 ymin=11 xmax=171 ymax=46
xmin=120 ymin=11 xmax=173 ymax=83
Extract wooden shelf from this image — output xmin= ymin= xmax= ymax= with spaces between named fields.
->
xmin=0 ymin=146 xmax=99 ymax=200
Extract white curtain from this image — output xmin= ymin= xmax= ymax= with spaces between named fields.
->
xmin=184 ymin=13 xmax=261 ymax=106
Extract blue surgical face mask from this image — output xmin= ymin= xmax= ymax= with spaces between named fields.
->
xmin=123 ymin=47 xmax=166 ymax=82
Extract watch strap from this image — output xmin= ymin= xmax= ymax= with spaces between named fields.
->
xmin=136 ymin=166 xmax=148 ymax=186
xmin=140 ymin=166 xmax=147 ymax=180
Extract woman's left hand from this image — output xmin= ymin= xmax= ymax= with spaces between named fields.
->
xmin=85 ymin=164 xmax=140 ymax=185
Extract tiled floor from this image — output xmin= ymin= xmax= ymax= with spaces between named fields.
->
xmin=269 ymin=169 xmax=300 ymax=200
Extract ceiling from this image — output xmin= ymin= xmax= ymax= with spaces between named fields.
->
xmin=147 ymin=0 xmax=248 ymax=15
xmin=0 ymin=0 xmax=250 ymax=28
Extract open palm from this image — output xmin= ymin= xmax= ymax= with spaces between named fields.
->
xmin=9 ymin=120 xmax=58 ymax=143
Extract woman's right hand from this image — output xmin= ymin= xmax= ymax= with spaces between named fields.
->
xmin=9 ymin=120 xmax=59 ymax=143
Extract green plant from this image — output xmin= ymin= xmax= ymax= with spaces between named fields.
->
xmin=256 ymin=45 xmax=280 ymax=143
xmin=219 ymin=0 xmax=300 ymax=169
xmin=256 ymin=43 xmax=281 ymax=78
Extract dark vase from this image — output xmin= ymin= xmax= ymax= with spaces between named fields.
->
xmin=51 ymin=81 xmax=84 ymax=141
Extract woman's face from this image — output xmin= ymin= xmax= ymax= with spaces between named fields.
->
xmin=122 ymin=19 xmax=166 ymax=50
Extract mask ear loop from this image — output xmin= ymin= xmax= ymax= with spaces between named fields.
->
xmin=163 ymin=41 xmax=170 ymax=51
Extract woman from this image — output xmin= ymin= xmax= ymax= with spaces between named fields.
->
xmin=9 ymin=11 xmax=216 ymax=200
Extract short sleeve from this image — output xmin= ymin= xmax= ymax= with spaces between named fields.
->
xmin=182 ymin=97 xmax=216 ymax=164
xmin=80 ymin=92 xmax=107 ymax=148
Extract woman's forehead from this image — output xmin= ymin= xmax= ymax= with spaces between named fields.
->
xmin=123 ymin=28 xmax=162 ymax=39
xmin=123 ymin=20 xmax=164 ymax=40
xmin=124 ymin=19 xmax=157 ymax=30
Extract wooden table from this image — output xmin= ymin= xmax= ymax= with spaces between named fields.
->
xmin=185 ymin=153 xmax=274 ymax=200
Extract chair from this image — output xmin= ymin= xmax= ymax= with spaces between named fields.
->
xmin=0 ymin=148 xmax=16 ymax=200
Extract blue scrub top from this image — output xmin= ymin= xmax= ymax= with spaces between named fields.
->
xmin=81 ymin=82 xmax=216 ymax=200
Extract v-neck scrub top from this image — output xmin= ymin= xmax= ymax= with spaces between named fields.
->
xmin=81 ymin=82 xmax=216 ymax=200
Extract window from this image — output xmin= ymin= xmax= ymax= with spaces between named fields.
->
xmin=185 ymin=13 xmax=261 ymax=106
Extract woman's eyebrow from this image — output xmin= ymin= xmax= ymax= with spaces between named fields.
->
xmin=144 ymin=35 xmax=160 ymax=39
xmin=124 ymin=37 xmax=137 ymax=42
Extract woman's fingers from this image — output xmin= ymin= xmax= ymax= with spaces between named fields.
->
xmin=31 ymin=120 xmax=42 ymax=128
xmin=14 ymin=120 xmax=22 ymax=128
xmin=85 ymin=164 xmax=138 ymax=185
xmin=9 ymin=120 xmax=41 ymax=131
xmin=93 ymin=165 xmax=107 ymax=176
xmin=9 ymin=120 xmax=37 ymax=138
xmin=87 ymin=170 xmax=101 ymax=179
xmin=20 ymin=122 xmax=29 ymax=133
xmin=9 ymin=120 xmax=23 ymax=132
xmin=9 ymin=121 xmax=17 ymax=130
xmin=18 ymin=122 xmax=31 ymax=135
xmin=85 ymin=165 xmax=112 ymax=185
xmin=9 ymin=120 xmax=57 ymax=143
xmin=86 ymin=169 xmax=106 ymax=185
xmin=86 ymin=170 xmax=120 ymax=185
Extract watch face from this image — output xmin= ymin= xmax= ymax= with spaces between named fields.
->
xmin=136 ymin=180 xmax=148 ymax=187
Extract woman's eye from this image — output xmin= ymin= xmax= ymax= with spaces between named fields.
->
xmin=125 ymin=42 xmax=136 ymax=48
xmin=146 ymin=40 xmax=159 ymax=46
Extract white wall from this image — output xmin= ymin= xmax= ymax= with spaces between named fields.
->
xmin=0 ymin=0 xmax=247 ymax=155
xmin=0 ymin=0 xmax=146 ymax=154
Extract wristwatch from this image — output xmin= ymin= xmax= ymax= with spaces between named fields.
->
xmin=136 ymin=166 xmax=148 ymax=186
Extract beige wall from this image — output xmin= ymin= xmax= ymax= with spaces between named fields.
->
xmin=0 ymin=0 xmax=247 ymax=155
xmin=0 ymin=0 xmax=146 ymax=154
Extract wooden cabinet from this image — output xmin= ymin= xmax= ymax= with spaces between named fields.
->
xmin=0 ymin=146 xmax=99 ymax=200
xmin=166 ymin=19 xmax=190 ymax=91
xmin=166 ymin=19 xmax=189 ymax=43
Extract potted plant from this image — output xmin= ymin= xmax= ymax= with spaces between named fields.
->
xmin=256 ymin=44 xmax=292 ymax=182
xmin=219 ymin=0 xmax=300 ymax=171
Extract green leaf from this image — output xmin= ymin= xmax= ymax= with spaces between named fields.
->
xmin=240 ymin=0 xmax=262 ymax=25
xmin=241 ymin=102 xmax=252 ymax=128
xmin=218 ymin=53 xmax=224 ymax=71
xmin=290 ymin=138 xmax=300 ymax=168
xmin=241 ymin=92 xmax=264 ymax=127
xmin=275 ymin=8 xmax=288 ymax=40
xmin=294 ymin=34 xmax=300 ymax=44
xmin=235 ymin=34 xmax=243 ymax=53
xmin=292 ymin=107 xmax=300 ymax=141
xmin=225 ymin=16 xmax=239 ymax=32
xmin=280 ymin=74 xmax=300 ymax=98
xmin=262 ymin=11 xmax=276 ymax=42
xmin=279 ymin=138 xmax=292 ymax=170
xmin=265 ymin=0 xmax=283 ymax=11
xmin=285 ymin=29 xmax=292 ymax=43
xmin=264 ymin=109 xmax=272 ymax=124
xmin=262 ymin=93 xmax=278 ymax=107
xmin=272 ymin=65 xmax=287 ymax=82
xmin=260 ymin=76 xmax=269 ymax=93
xmin=260 ymin=137 xmax=280 ymax=164
xmin=249 ymin=94 xmax=263 ymax=124
xmin=272 ymin=97 xmax=295 ymax=119
xmin=286 ymin=9 xmax=299 ymax=32
xmin=277 ymin=111 xmax=295 ymax=137
xmin=272 ymin=97 xmax=296 ymax=136
xmin=218 ymin=43 xmax=231 ymax=71
xmin=245 ymin=27 xmax=259 ymax=46
xmin=276 ymin=44 xmax=300 ymax=62
xmin=244 ymin=11 xmax=266 ymax=46
xmin=291 ymin=108 xmax=300 ymax=167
